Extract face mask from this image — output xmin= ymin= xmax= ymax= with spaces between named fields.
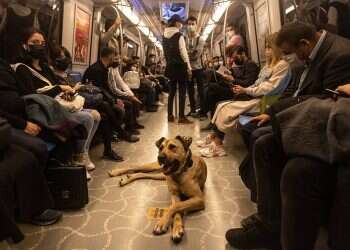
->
xmin=27 ymin=44 xmax=47 ymax=60
xmin=234 ymin=57 xmax=244 ymax=65
xmin=111 ymin=61 xmax=120 ymax=68
xmin=131 ymin=66 xmax=137 ymax=71
xmin=55 ymin=58 xmax=71 ymax=71
xmin=282 ymin=53 xmax=297 ymax=64
xmin=188 ymin=25 xmax=196 ymax=33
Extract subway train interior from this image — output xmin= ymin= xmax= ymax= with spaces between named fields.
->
xmin=1 ymin=0 xmax=350 ymax=249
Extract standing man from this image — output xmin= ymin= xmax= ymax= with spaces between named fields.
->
xmin=163 ymin=14 xmax=193 ymax=124
xmin=185 ymin=16 xmax=206 ymax=119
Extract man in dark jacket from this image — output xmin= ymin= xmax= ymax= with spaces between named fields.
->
xmin=227 ymin=22 xmax=350 ymax=250
xmin=201 ymin=46 xmax=259 ymax=127
xmin=82 ymin=47 xmax=140 ymax=143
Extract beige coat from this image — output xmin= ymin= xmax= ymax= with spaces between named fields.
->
xmin=212 ymin=60 xmax=289 ymax=133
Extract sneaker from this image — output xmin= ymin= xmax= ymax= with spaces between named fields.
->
xmin=196 ymin=134 xmax=214 ymax=148
xmin=225 ymin=224 xmax=281 ymax=250
xmin=30 ymin=209 xmax=62 ymax=226
xmin=178 ymin=117 xmax=193 ymax=124
xmin=72 ymin=154 xmax=85 ymax=166
xmin=83 ymin=153 xmax=95 ymax=171
xmin=186 ymin=111 xmax=196 ymax=117
xmin=201 ymin=123 xmax=214 ymax=131
xmin=200 ymin=142 xmax=227 ymax=158
xmin=155 ymin=101 xmax=165 ymax=106
xmin=86 ymin=170 xmax=92 ymax=181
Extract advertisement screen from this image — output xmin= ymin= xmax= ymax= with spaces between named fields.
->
xmin=161 ymin=3 xmax=187 ymax=21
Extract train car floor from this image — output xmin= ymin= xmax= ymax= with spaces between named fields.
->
xmin=1 ymin=106 xmax=326 ymax=250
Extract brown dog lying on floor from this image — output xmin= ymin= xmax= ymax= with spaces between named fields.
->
xmin=108 ymin=135 xmax=207 ymax=243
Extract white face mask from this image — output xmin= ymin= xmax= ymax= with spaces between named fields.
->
xmin=282 ymin=53 xmax=297 ymax=64
xmin=188 ymin=25 xmax=196 ymax=33
xmin=131 ymin=67 xmax=137 ymax=72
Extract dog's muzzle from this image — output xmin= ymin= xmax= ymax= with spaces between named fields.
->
xmin=158 ymin=153 xmax=180 ymax=175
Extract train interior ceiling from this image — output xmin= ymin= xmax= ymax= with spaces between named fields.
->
xmin=0 ymin=0 xmax=348 ymax=249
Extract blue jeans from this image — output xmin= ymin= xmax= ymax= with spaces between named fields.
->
xmin=71 ymin=109 xmax=101 ymax=154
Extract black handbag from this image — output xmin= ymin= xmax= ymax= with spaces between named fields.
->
xmin=45 ymin=160 xmax=89 ymax=209
xmin=0 ymin=118 xmax=11 ymax=151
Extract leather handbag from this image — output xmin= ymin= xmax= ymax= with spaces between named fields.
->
xmin=45 ymin=160 xmax=89 ymax=209
xmin=0 ymin=118 xmax=11 ymax=151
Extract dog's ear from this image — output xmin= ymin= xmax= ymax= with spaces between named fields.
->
xmin=176 ymin=136 xmax=192 ymax=151
xmin=155 ymin=137 xmax=166 ymax=148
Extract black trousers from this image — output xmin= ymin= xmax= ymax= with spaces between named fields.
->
xmin=11 ymin=129 xmax=49 ymax=171
xmin=0 ymin=145 xmax=54 ymax=222
xmin=168 ymin=73 xmax=187 ymax=118
xmin=134 ymin=82 xmax=156 ymax=109
xmin=118 ymin=96 xmax=139 ymax=128
xmin=253 ymin=133 xmax=350 ymax=250
xmin=238 ymin=123 xmax=272 ymax=202
xmin=188 ymin=69 xmax=205 ymax=113
xmin=202 ymin=82 xmax=234 ymax=117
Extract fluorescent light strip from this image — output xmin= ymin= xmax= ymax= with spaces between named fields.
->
xmin=202 ymin=1 xmax=231 ymax=41
xmin=116 ymin=0 xmax=162 ymax=49
xmin=285 ymin=5 xmax=297 ymax=15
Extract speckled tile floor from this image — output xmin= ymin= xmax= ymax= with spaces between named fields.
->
xmin=0 ymin=106 xmax=328 ymax=250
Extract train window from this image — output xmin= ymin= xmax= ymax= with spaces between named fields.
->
xmin=126 ymin=40 xmax=138 ymax=58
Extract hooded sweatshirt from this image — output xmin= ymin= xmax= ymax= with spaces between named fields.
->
xmin=163 ymin=27 xmax=192 ymax=71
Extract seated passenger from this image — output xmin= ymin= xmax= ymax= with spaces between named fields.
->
xmin=13 ymin=28 xmax=101 ymax=178
xmin=227 ymin=22 xmax=350 ymax=250
xmin=82 ymin=47 xmax=139 ymax=146
xmin=124 ymin=62 xmax=158 ymax=112
xmin=201 ymin=46 xmax=260 ymax=124
xmin=0 ymin=58 xmax=48 ymax=171
xmin=107 ymin=53 xmax=145 ymax=130
xmin=0 ymin=118 xmax=62 ymax=228
xmin=198 ymin=33 xmax=288 ymax=158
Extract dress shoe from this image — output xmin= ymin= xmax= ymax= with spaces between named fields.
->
xmin=30 ymin=209 xmax=62 ymax=226
xmin=168 ymin=115 xmax=175 ymax=122
xmin=134 ymin=123 xmax=144 ymax=129
xmin=225 ymin=223 xmax=281 ymax=250
xmin=146 ymin=106 xmax=158 ymax=112
xmin=178 ymin=117 xmax=193 ymax=124
xmin=120 ymin=132 xmax=140 ymax=143
xmin=103 ymin=149 xmax=124 ymax=162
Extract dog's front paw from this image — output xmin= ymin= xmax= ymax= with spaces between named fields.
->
xmin=153 ymin=217 xmax=170 ymax=235
xmin=171 ymin=222 xmax=184 ymax=243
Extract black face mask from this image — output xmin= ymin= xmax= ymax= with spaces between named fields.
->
xmin=234 ymin=58 xmax=244 ymax=66
xmin=27 ymin=45 xmax=47 ymax=60
xmin=111 ymin=61 xmax=120 ymax=68
xmin=55 ymin=58 xmax=71 ymax=71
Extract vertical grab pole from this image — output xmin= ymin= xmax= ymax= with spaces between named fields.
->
xmin=112 ymin=5 xmax=123 ymax=72
xmin=210 ymin=26 xmax=215 ymax=58
xmin=136 ymin=28 xmax=144 ymax=65
xmin=223 ymin=6 xmax=229 ymax=65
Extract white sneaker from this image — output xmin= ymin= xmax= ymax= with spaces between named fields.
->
xmin=155 ymin=101 xmax=165 ymax=106
xmin=196 ymin=134 xmax=214 ymax=148
xmin=200 ymin=142 xmax=227 ymax=158
xmin=86 ymin=170 xmax=92 ymax=181
xmin=83 ymin=153 xmax=96 ymax=171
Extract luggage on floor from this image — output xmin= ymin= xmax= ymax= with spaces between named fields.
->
xmin=45 ymin=160 xmax=89 ymax=209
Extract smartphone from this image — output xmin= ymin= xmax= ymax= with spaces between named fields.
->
xmin=325 ymin=89 xmax=340 ymax=96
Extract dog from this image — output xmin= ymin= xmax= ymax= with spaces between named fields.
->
xmin=108 ymin=135 xmax=207 ymax=243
